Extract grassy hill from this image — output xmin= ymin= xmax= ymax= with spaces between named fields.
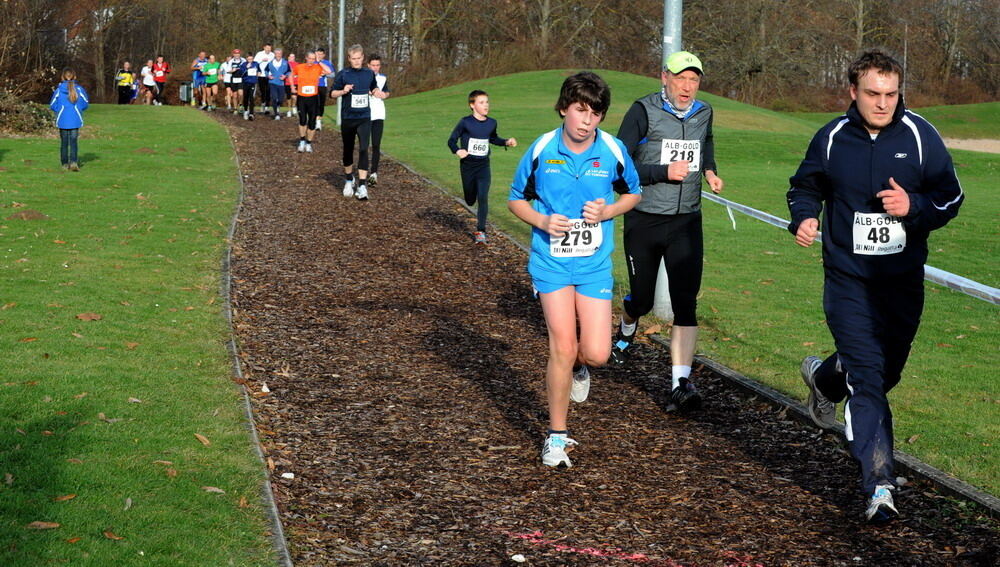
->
xmin=381 ymin=69 xmax=999 ymax=495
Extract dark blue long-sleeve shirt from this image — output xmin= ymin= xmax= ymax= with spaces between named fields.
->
xmin=447 ymin=115 xmax=508 ymax=162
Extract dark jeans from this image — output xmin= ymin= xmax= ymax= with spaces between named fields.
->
xmin=59 ymin=128 xmax=79 ymax=165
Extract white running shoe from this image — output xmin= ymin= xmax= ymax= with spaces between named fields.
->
xmin=315 ymin=118 xmax=322 ymax=130
xmin=297 ymin=140 xmax=307 ymax=153
xmin=355 ymin=184 xmax=369 ymax=200
xmin=541 ymin=434 xmax=578 ymax=468
xmin=305 ymin=143 xmax=313 ymax=153
xmin=570 ymin=365 xmax=591 ymax=403
xmin=865 ymin=484 xmax=899 ymax=524
xmin=243 ymin=111 xmax=249 ymax=120
xmin=286 ymin=110 xmax=293 ymax=118
xmin=368 ymin=172 xmax=378 ymax=186
xmin=343 ymin=180 xmax=354 ymax=197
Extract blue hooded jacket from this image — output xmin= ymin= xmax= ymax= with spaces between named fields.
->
xmin=49 ymin=81 xmax=90 ymax=129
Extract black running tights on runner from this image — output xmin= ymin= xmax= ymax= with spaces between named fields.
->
xmin=117 ymin=86 xmax=132 ymax=105
xmin=370 ymin=119 xmax=385 ymax=174
xmin=622 ymin=210 xmax=703 ymax=326
xmin=341 ymin=118 xmax=372 ymax=171
xmin=460 ymin=159 xmax=491 ymax=232
xmin=297 ymin=96 xmax=320 ymax=130
xmin=317 ymin=86 xmax=328 ymax=117
xmin=153 ymin=83 xmax=166 ymax=104
xmin=242 ymin=83 xmax=256 ymax=113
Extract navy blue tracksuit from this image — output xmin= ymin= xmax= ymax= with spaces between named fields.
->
xmin=447 ymin=115 xmax=509 ymax=232
xmin=787 ymin=101 xmax=963 ymax=496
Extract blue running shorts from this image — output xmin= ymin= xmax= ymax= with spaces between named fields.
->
xmin=532 ymin=275 xmax=613 ymax=301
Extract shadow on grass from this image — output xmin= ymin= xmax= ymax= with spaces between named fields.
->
xmin=0 ymin=412 xmax=76 ymax=562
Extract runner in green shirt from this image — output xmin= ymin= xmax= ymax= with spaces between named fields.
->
xmin=202 ymin=55 xmax=222 ymax=111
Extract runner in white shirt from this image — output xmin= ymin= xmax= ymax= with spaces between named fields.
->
xmin=140 ymin=60 xmax=156 ymax=105
xmin=222 ymin=49 xmax=247 ymax=112
xmin=366 ymin=53 xmax=391 ymax=186
xmin=253 ymin=43 xmax=275 ymax=114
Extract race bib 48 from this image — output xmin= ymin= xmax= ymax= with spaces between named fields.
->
xmin=852 ymin=212 xmax=906 ymax=255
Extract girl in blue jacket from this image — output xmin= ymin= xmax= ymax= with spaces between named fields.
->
xmin=49 ymin=69 xmax=90 ymax=171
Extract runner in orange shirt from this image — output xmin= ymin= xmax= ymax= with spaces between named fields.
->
xmin=292 ymin=51 xmax=333 ymax=153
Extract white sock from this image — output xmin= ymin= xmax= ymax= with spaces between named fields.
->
xmin=620 ymin=318 xmax=637 ymax=336
xmin=671 ymin=365 xmax=691 ymax=390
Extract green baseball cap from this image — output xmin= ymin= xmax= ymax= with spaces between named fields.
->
xmin=664 ymin=51 xmax=703 ymax=75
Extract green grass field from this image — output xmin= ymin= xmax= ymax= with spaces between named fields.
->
xmin=379 ymin=70 xmax=999 ymax=495
xmin=0 ymin=106 xmax=272 ymax=565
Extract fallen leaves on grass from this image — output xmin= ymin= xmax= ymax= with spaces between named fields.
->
xmin=643 ymin=324 xmax=661 ymax=335
xmin=66 ymin=537 xmax=81 ymax=544
xmin=27 ymin=521 xmax=60 ymax=530
xmin=76 ymin=313 xmax=102 ymax=321
xmin=52 ymin=494 xmax=76 ymax=502
xmin=128 ymin=397 xmax=143 ymax=403
xmin=201 ymin=486 xmax=226 ymax=494
xmin=19 ymin=337 xmax=39 ymax=342
xmin=103 ymin=529 xmax=125 ymax=540
xmin=194 ymin=433 xmax=211 ymax=446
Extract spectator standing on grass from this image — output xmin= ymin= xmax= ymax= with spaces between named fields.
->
xmin=50 ymin=69 xmax=89 ymax=172
xmin=788 ymin=49 xmax=963 ymax=525
xmin=508 ymin=72 xmax=641 ymax=468
xmin=366 ymin=53 xmax=391 ymax=187
xmin=114 ymin=61 xmax=136 ymax=105
xmin=447 ymin=89 xmax=516 ymax=244
xmin=314 ymin=48 xmax=336 ymax=131
xmin=140 ymin=59 xmax=156 ymax=105
xmin=610 ymin=51 xmax=724 ymax=412
xmin=330 ymin=44 xmax=383 ymax=201
xmin=292 ymin=51 xmax=333 ymax=153
xmin=152 ymin=55 xmax=170 ymax=105
xmin=266 ymin=49 xmax=290 ymax=119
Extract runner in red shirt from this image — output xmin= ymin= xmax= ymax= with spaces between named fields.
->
xmin=152 ymin=55 xmax=171 ymax=105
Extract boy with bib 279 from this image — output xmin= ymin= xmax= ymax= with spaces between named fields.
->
xmin=508 ymin=72 xmax=640 ymax=468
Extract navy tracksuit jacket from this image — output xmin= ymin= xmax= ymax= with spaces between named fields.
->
xmin=787 ymin=100 xmax=963 ymax=496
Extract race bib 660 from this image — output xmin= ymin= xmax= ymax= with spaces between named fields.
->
xmin=468 ymin=138 xmax=489 ymax=157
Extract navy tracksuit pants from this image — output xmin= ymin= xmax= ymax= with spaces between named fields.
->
xmin=814 ymin=267 xmax=924 ymax=496
xmin=460 ymin=159 xmax=491 ymax=232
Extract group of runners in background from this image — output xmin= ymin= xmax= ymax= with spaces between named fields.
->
xmin=70 ymin=44 xmax=965 ymax=527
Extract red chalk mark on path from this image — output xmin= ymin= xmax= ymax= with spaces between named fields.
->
xmin=502 ymin=530 xmax=763 ymax=567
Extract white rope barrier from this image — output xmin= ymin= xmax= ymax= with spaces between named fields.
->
xmin=702 ymin=192 xmax=1000 ymax=306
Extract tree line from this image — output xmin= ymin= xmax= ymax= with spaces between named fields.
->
xmin=3 ymin=0 xmax=997 ymax=108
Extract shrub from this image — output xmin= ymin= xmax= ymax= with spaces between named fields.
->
xmin=0 ymin=90 xmax=55 ymax=137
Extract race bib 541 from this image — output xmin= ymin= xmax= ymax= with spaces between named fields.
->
xmin=351 ymin=93 xmax=369 ymax=108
